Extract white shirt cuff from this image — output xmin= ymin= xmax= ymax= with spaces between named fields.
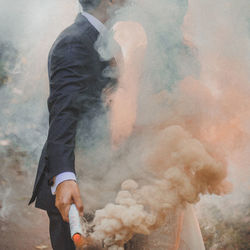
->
xmin=51 ymin=172 xmax=77 ymax=195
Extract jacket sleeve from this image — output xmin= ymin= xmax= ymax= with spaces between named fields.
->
xmin=46 ymin=41 xmax=94 ymax=181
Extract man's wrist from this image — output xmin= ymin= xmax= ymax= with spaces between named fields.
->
xmin=51 ymin=172 xmax=77 ymax=195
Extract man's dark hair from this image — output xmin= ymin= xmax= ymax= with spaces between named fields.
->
xmin=79 ymin=0 xmax=102 ymax=11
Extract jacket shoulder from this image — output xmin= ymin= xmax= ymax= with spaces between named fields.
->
xmin=50 ymin=19 xmax=98 ymax=56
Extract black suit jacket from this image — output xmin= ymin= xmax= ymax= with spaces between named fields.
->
xmin=29 ymin=14 xmax=114 ymax=210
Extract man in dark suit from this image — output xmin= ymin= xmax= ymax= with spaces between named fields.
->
xmin=29 ymin=1 xmax=124 ymax=249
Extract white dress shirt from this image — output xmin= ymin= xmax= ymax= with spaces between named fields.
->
xmin=51 ymin=11 xmax=106 ymax=195
xmin=81 ymin=10 xmax=106 ymax=34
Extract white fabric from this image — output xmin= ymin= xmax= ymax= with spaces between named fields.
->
xmin=51 ymin=172 xmax=77 ymax=195
xmin=80 ymin=9 xmax=107 ymax=34
xmin=180 ymin=205 xmax=205 ymax=250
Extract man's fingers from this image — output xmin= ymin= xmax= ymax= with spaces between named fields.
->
xmin=73 ymin=193 xmax=84 ymax=217
xmin=55 ymin=180 xmax=84 ymax=220
xmin=63 ymin=204 xmax=71 ymax=222
xmin=56 ymin=202 xmax=70 ymax=222
xmin=55 ymin=196 xmax=71 ymax=222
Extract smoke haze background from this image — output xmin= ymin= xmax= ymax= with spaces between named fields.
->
xmin=0 ymin=0 xmax=249 ymax=249
xmin=0 ymin=1 xmax=79 ymax=248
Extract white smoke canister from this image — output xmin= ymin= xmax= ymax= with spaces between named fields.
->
xmin=69 ymin=204 xmax=84 ymax=238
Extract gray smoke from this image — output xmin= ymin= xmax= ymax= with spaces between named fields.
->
xmin=0 ymin=0 xmax=249 ymax=249
xmin=0 ymin=0 xmax=78 ymax=219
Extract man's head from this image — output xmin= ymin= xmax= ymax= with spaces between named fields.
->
xmin=79 ymin=0 xmax=101 ymax=11
xmin=79 ymin=0 xmax=126 ymax=21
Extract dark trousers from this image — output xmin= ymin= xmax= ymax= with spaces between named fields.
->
xmin=38 ymin=176 xmax=134 ymax=250
xmin=35 ymin=173 xmax=75 ymax=250
xmin=46 ymin=209 xmax=101 ymax=250
xmin=47 ymin=209 xmax=75 ymax=250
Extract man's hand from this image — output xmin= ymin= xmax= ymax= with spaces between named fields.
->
xmin=55 ymin=180 xmax=84 ymax=222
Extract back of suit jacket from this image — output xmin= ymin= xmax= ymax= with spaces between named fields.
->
xmin=29 ymin=14 xmax=114 ymax=210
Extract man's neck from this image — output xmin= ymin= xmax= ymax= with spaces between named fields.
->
xmin=88 ymin=9 xmax=108 ymax=24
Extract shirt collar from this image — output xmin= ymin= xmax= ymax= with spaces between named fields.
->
xmin=80 ymin=10 xmax=107 ymax=34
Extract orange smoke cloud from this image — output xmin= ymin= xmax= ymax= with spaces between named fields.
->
xmin=110 ymin=22 xmax=148 ymax=146
xmin=77 ymin=1 xmax=249 ymax=248
xmin=80 ymin=20 xmax=231 ymax=249
xmin=90 ymin=125 xmax=230 ymax=248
